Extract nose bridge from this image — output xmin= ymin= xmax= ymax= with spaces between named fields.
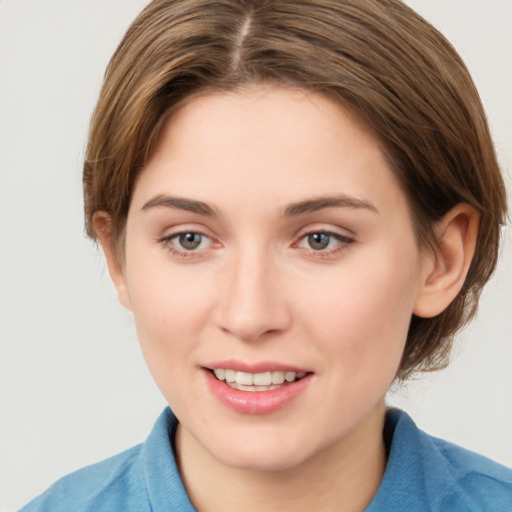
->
xmin=216 ymin=242 xmax=290 ymax=341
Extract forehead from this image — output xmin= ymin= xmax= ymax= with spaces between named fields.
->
xmin=131 ymin=85 xmax=409 ymax=222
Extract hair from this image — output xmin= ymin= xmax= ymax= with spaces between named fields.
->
xmin=83 ymin=0 xmax=507 ymax=379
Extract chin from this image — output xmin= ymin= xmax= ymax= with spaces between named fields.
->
xmin=202 ymin=427 xmax=318 ymax=472
xmin=218 ymin=447 xmax=309 ymax=472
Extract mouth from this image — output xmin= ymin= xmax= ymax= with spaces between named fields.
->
xmin=209 ymin=368 xmax=309 ymax=392
xmin=203 ymin=364 xmax=314 ymax=414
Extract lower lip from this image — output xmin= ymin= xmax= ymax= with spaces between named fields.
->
xmin=203 ymin=369 xmax=313 ymax=415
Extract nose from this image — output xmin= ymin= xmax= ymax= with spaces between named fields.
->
xmin=214 ymin=248 xmax=292 ymax=342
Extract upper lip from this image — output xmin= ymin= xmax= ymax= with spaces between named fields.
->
xmin=203 ymin=360 xmax=311 ymax=374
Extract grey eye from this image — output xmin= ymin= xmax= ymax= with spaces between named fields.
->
xmin=178 ymin=233 xmax=203 ymax=250
xmin=307 ymin=233 xmax=331 ymax=250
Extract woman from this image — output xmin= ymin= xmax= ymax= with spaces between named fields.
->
xmin=19 ymin=0 xmax=511 ymax=510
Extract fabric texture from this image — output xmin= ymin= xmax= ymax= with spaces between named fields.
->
xmin=20 ymin=408 xmax=512 ymax=512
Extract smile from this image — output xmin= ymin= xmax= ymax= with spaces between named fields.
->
xmin=204 ymin=366 xmax=313 ymax=414
xmin=212 ymin=369 xmax=308 ymax=391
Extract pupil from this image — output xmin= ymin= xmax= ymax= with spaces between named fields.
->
xmin=308 ymin=233 xmax=330 ymax=250
xmin=179 ymin=233 xmax=201 ymax=250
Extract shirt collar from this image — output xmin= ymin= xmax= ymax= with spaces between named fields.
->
xmin=141 ymin=407 xmax=480 ymax=512
xmin=365 ymin=408 xmax=431 ymax=511
xmin=142 ymin=407 xmax=196 ymax=512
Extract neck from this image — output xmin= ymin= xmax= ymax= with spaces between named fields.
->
xmin=175 ymin=402 xmax=387 ymax=512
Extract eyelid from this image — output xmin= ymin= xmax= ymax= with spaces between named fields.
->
xmin=155 ymin=223 xmax=356 ymax=260
xmin=293 ymin=223 xmax=356 ymax=242
xmin=156 ymin=226 xmax=220 ymax=259
xmin=293 ymin=227 xmax=357 ymax=257
xmin=156 ymin=221 xmax=217 ymax=242
xmin=296 ymin=230 xmax=355 ymax=246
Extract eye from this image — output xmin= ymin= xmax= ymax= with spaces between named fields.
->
xmin=297 ymin=231 xmax=355 ymax=253
xmin=306 ymin=233 xmax=333 ymax=250
xmin=176 ymin=232 xmax=205 ymax=250
xmin=158 ymin=230 xmax=215 ymax=258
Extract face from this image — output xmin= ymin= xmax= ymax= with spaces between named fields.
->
xmin=112 ymin=86 xmax=428 ymax=471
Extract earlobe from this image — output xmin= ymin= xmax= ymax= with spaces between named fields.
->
xmin=93 ymin=212 xmax=132 ymax=311
xmin=413 ymin=204 xmax=479 ymax=318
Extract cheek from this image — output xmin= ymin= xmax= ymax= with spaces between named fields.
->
xmin=124 ymin=263 xmax=219 ymax=408
xmin=123 ymin=253 xmax=214 ymax=365
xmin=300 ymin=248 xmax=420 ymax=377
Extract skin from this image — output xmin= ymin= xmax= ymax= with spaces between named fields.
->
xmin=96 ymin=85 xmax=478 ymax=512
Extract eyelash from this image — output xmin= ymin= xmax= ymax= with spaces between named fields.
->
xmin=157 ymin=230 xmax=356 ymax=260
xmin=294 ymin=231 xmax=356 ymax=258
xmin=157 ymin=230 xmax=213 ymax=259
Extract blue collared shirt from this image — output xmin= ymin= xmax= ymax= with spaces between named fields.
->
xmin=20 ymin=408 xmax=512 ymax=511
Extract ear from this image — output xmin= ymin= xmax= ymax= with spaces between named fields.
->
xmin=413 ymin=204 xmax=479 ymax=318
xmin=93 ymin=212 xmax=132 ymax=311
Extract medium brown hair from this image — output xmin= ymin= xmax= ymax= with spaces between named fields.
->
xmin=83 ymin=0 xmax=507 ymax=378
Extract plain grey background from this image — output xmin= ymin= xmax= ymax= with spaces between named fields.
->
xmin=1 ymin=1 xmax=511 ymax=510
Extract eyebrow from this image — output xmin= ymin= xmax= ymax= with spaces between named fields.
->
xmin=283 ymin=195 xmax=378 ymax=217
xmin=141 ymin=195 xmax=218 ymax=217
xmin=140 ymin=193 xmax=378 ymax=218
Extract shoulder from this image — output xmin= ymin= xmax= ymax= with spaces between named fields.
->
xmin=19 ymin=408 xmax=194 ymax=512
xmin=425 ymin=429 xmax=512 ymax=510
xmin=19 ymin=444 xmax=150 ymax=512
xmin=367 ymin=409 xmax=512 ymax=512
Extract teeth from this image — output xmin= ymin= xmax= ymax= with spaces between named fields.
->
xmin=253 ymin=371 xmax=271 ymax=386
xmin=285 ymin=371 xmax=295 ymax=382
xmin=212 ymin=369 xmax=307 ymax=387
xmin=213 ymin=368 xmax=225 ymax=380
xmin=271 ymin=371 xmax=285 ymax=384
xmin=236 ymin=371 xmax=253 ymax=385
xmin=226 ymin=382 xmax=284 ymax=392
